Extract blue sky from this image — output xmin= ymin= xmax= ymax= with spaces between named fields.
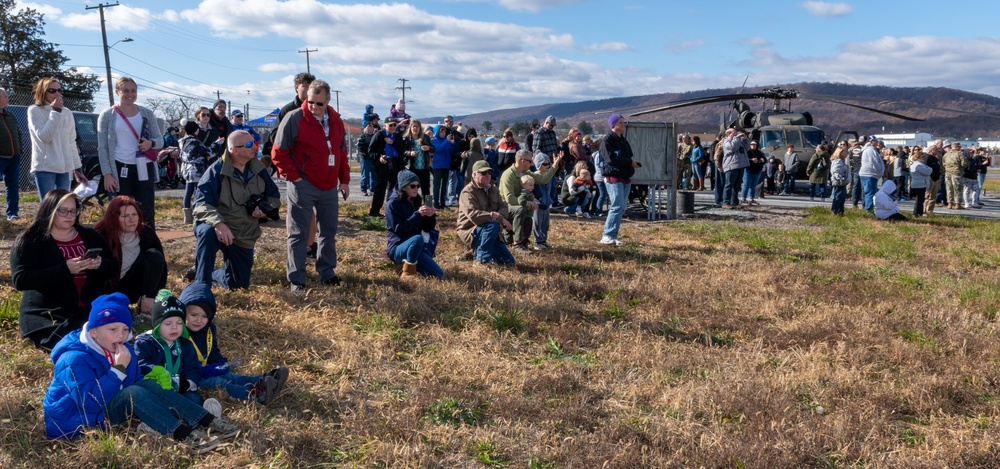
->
xmin=19 ymin=0 xmax=1000 ymax=120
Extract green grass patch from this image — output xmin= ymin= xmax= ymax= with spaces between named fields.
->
xmin=897 ymin=427 xmax=925 ymax=447
xmin=425 ymin=397 xmax=483 ymax=427
xmin=472 ymin=441 xmax=511 ymax=467
xmin=359 ymin=216 xmax=386 ymax=231
xmin=0 ymin=291 xmax=20 ymax=329
xmin=897 ymin=328 xmax=937 ymax=351
xmin=488 ymin=308 xmax=524 ymax=334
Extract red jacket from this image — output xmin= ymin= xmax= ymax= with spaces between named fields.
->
xmin=271 ymin=102 xmax=350 ymax=191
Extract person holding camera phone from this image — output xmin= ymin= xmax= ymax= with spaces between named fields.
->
xmin=271 ymin=80 xmax=350 ymax=294
xmin=192 ymin=130 xmax=280 ymax=290
xmin=11 ymin=189 xmax=118 ymax=350
xmin=600 ymin=114 xmax=639 ymax=247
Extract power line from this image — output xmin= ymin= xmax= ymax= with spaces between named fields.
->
xmin=112 ymin=49 xmax=245 ymax=92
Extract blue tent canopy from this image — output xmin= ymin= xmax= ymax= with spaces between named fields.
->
xmin=249 ymin=108 xmax=281 ymax=126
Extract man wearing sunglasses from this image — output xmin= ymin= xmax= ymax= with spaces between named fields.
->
xmin=193 ymin=130 xmax=280 ymax=290
xmin=271 ymin=79 xmax=350 ymax=294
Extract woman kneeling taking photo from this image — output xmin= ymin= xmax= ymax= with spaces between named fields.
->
xmin=386 ymin=170 xmax=444 ymax=279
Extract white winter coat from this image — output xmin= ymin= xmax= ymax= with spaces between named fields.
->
xmin=27 ymin=104 xmax=81 ymax=174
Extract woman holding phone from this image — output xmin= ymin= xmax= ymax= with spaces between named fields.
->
xmin=26 ymin=78 xmax=87 ymax=199
xmin=385 ymin=170 xmax=443 ymax=279
xmin=10 ymin=189 xmax=118 ymax=350
xmin=97 ymin=77 xmax=164 ymax=227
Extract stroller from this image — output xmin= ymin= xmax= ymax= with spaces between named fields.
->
xmin=156 ymin=147 xmax=183 ymax=189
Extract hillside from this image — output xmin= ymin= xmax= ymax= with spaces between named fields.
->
xmin=445 ymin=82 xmax=1000 ymax=138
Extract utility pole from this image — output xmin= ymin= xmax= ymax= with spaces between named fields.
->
xmin=87 ymin=2 xmax=121 ymax=106
xmin=395 ymin=78 xmax=411 ymax=104
xmin=332 ymin=90 xmax=340 ymax=113
xmin=298 ymin=48 xmax=318 ymax=74
xmin=215 ymin=90 xmax=221 ymax=101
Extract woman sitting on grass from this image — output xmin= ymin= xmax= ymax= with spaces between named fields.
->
xmin=93 ymin=195 xmax=166 ymax=317
xmin=385 ymin=170 xmax=443 ymax=279
xmin=11 ymin=189 xmax=118 ymax=350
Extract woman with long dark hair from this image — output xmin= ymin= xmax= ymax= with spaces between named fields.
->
xmin=93 ymin=196 xmax=166 ymax=316
xmin=11 ymin=189 xmax=117 ymax=349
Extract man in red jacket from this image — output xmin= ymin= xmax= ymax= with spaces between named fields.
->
xmin=271 ymin=79 xmax=350 ymax=294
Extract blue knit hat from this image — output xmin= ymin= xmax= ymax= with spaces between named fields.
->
xmin=608 ymin=113 xmax=624 ymax=129
xmin=87 ymin=293 xmax=133 ymax=330
xmin=397 ymin=170 xmax=419 ymax=188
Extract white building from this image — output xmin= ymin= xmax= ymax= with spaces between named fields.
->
xmin=873 ymin=132 xmax=934 ymax=148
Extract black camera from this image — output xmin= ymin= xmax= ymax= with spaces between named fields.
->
xmin=245 ymin=193 xmax=279 ymax=221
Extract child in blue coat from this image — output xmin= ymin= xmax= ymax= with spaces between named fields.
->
xmin=180 ymin=282 xmax=288 ymax=405
xmin=134 ymin=289 xmax=203 ymax=404
xmin=42 ymin=293 xmax=234 ymax=452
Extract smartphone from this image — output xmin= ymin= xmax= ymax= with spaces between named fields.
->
xmin=635 ymin=161 xmax=643 ymax=167
xmin=82 ymin=247 xmax=102 ymax=260
xmin=423 ymin=195 xmax=433 ymax=208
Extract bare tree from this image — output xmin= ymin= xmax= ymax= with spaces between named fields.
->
xmin=145 ymin=96 xmax=199 ymax=126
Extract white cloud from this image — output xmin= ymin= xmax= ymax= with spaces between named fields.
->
xmin=497 ymin=0 xmax=585 ymax=13
xmin=667 ymin=39 xmax=706 ymax=54
xmin=799 ymin=1 xmax=854 ymax=17
xmin=60 ymin=5 xmax=156 ymax=32
xmin=586 ymin=42 xmax=631 ymax=53
xmin=741 ymin=37 xmax=773 ymax=47
xmin=15 ymin=1 xmax=62 ymax=19
xmin=257 ymin=63 xmax=301 ymax=73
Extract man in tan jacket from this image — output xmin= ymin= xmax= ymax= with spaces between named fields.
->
xmin=456 ymin=161 xmax=514 ymax=266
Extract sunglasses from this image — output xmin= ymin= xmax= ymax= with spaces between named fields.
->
xmin=540 ymin=162 xmax=551 ymax=167
xmin=47 ymin=88 xmax=63 ymax=94
xmin=307 ymin=101 xmax=325 ymax=107
xmin=239 ymin=141 xmax=255 ymax=149
xmin=406 ymin=183 xmax=420 ymax=189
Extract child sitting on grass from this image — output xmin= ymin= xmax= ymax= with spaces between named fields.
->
xmin=180 ymin=282 xmax=288 ymax=405
xmin=135 ymin=289 xmax=203 ymax=405
xmin=562 ymin=167 xmax=594 ymax=218
xmin=43 ymin=293 xmax=236 ymax=453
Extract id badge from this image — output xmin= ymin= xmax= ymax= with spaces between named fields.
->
xmin=328 ymin=154 xmax=336 ymax=167
xmin=120 ymin=166 xmax=128 ymax=178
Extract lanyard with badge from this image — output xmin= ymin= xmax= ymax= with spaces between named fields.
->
xmin=323 ymin=115 xmax=335 ymax=167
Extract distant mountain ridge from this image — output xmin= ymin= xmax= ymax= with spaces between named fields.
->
xmin=442 ymin=82 xmax=1000 ymax=138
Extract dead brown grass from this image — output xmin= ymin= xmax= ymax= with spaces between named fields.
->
xmin=2 ymin=198 xmax=1000 ymax=467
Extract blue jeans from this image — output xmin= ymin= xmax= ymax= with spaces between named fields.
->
xmin=603 ymin=181 xmax=629 ymax=240
xmin=861 ymin=176 xmax=879 ymax=211
xmin=472 ymin=221 xmax=515 ymax=265
xmin=593 ymin=180 xmax=607 ymax=215
xmin=34 ymin=170 xmax=70 ymax=200
xmin=391 ymin=234 xmax=444 ymax=278
xmin=978 ymin=173 xmax=987 ymax=194
xmin=850 ymin=173 xmax=862 ymax=204
xmin=830 ymin=185 xmax=846 ymax=213
xmin=783 ymin=175 xmax=796 ymax=195
xmin=714 ymin=166 xmax=725 ymax=204
xmin=105 ymin=379 xmax=210 ymax=436
xmin=741 ymin=171 xmax=760 ymax=200
xmin=0 ymin=154 xmax=20 ymax=217
xmin=194 ymin=222 xmax=255 ymax=289
xmin=691 ymin=162 xmax=703 ymax=180
xmin=447 ymin=169 xmax=463 ymax=201
xmin=360 ymin=159 xmax=375 ymax=193
xmin=724 ymin=168 xmax=744 ymax=205
xmin=809 ymin=183 xmax=825 ymax=199
xmin=563 ymin=194 xmax=591 ymax=214
xmin=199 ymin=371 xmax=262 ymax=401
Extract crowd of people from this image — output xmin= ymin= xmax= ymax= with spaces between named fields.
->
xmin=7 ymin=72 xmax=994 ymax=452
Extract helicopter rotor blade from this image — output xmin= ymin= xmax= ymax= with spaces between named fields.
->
xmin=803 ymin=94 xmax=1000 ymax=119
xmin=629 ymin=94 xmax=762 ymax=117
xmin=813 ymin=98 xmax=924 ymax=121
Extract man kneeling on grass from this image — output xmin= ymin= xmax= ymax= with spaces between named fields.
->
xmin=457 ymin=160 xmax=515 ymax=266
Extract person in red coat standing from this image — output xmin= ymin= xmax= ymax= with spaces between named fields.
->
xmin=271 ymin=80 xmax=350 ymax=293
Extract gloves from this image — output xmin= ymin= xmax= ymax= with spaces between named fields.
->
xmin=201 ymin=361 xmax=230 ymax=378
xmin=144 ymin=366 xmax=171 ymax=390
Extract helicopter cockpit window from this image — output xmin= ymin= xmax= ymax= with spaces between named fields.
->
xmin=761 ymin=130 xmax=784 ymax=149
xmin=802 ymin=129 xmax=824 ymax=147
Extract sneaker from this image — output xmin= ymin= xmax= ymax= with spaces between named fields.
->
xmin=253 ymin=375 xmax=279 ymax=405
xmin=207 ymin=415 xmax=240 ymax=440
xmin=612 ymin=239 xmax=625 ymax=247
xmin=290 ymin=283 xmax=306 ymax=295
xmin=137 ymin=422 xmax=162 ymax=437
xmin=321 ymin=275 xmax=341 ymax=286
xmin=202 ymin=398 xmax=222 ymax=419
xmin=533 ymin=243 xmax=550 ymax=250
xmin=267 ymin=366 xmax=290 ymax=395
xmin=600 ymin=236 xmax=616 ymax=245
xmin=722 ymin=204 xmax=734 ymax=209
xmin=511 ymin=244 xmax=533 ymax=255
xmin=582 ymin=212 xmax=591 ymax=219
xmin=182 ymin=267 xmax=196 ymax=282
xmin=182 ymin=429 xmax=220 ymax=454
xmin=6 ymin=214 xmax=18 ymax=221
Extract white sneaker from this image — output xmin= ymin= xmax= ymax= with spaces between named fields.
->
xmin=613 ymin=239 xmax=625 ymax=247
xmin=600 ymin=236 xmax=616 ymax=245
xmin=203 ymin=398 xmax=223 ymax=419
xmin=583 ymin=212 xmax=591 ymax=219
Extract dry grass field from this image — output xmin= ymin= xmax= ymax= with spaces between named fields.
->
xmin=2 ymin=193 xmax=1000 ymax=468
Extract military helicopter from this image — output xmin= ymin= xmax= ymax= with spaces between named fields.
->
xmin=629 ymin=87 xmax=929 ymax=179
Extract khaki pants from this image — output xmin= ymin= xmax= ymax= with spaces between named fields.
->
xmin=945 ymin=175 xmax=963 ymax=206
xmin=924 ymin=178 xmax=940 ymax=214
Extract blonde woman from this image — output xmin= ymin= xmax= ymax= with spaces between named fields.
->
xmin=27 ymin=77 xmax=86 ymax=198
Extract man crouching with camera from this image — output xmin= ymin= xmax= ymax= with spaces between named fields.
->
xmin=193 ymin=130 xmax=280 ymax=289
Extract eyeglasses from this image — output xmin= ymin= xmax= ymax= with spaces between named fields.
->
xmin=56 ymin=208 xmax=80 ymax=217
xmin=46 ymin=88 xmax=63 ymax=94
xmin=406 ymin=183 xmax=420 ymax=189
xmin=444 ymin=120 xmax=453 ymax=124
xmin=307 ymin=101 xmax=325 ymax=107
xmin=387 ymin=123 xmax=397 ymax=127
